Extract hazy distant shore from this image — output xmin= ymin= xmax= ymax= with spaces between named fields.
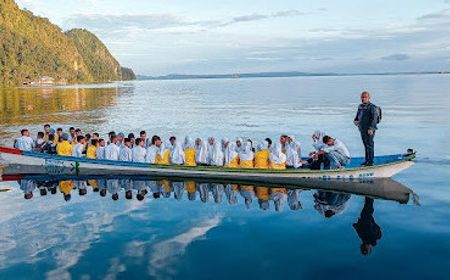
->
xmin=138 ymin=71 xmax=448 ymax=81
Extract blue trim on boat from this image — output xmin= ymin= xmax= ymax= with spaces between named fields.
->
xmin=20 ymin=150 xmax=408 ymax=169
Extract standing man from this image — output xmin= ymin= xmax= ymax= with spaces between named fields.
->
xmin=354 ymin=91 xmax=379 ymax=166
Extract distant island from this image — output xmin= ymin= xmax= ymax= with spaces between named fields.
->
xmin=0 ymin=0 xmax=135 ymax=87
xmin=138 ymin=71 xmax=449 ymax=81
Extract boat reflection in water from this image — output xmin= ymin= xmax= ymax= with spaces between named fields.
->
xmin=3 ymin=174 xmax=418 ymax=257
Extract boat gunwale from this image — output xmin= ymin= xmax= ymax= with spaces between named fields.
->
xmin=0 ymin=146 xmax=416 ymax=174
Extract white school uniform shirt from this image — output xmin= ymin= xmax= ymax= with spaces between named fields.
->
xmin=145 ymin=145 xmax=159 ymax=163
xmin=195 ymin=141 xmax=208 ymax=164
xmin=72 ymin=143 xmax=84 ymax=158
xmin=286 ymin=142 xmax=302 ymax=168
xmin=321 ymin=139 xmax=351 ymax=158
xmin=15 ymin=136 xmax=35 ymax=151
xmin=170 ymin=142 xmax=185 ymax=165
xmin=207 ymin=142 xmax=224 ymax=166
xmin=132 ymin=146 xmax=147 ymax=163
xmin=96 ymin=146 xmax=106 ymax=159
xmin=119 ymin=146 xmax=133 ymax=162
xmin=104 ymin=143 xmax=120 ymax=161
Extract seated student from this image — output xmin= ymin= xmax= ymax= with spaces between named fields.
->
xmin=72 ymin=136 xmax=86 ymax=157
xmin=169 ymin=136 xmax=185 ymax=165
xmin=104 ymin=135 xmax=121 ymax=161
xmin=68 ymin=127 xmax=76 ymax=143
xmin=286 ymin=136 xmax=303 ymax=169
xmin=269 ymin=143 xmax=287 ymax=170
xmin=132 ymin=138 xmax=147 ymax=163
xmin=316 ymin=135 xmax=351 ymax=169
xmin=119 ymin=138 xmax=133 ymax=161
xmin=207 ymin=137 xmax=224 ymax=167
xmin=255 ymin=141 xmax=270 ymax=169
xmin=43 ymin=124 xmax=51 ymax=141
xmin=183 ymin=136 xmax=197 ymax=166
xmin=56 ymin=133 xmax=73 ymax=156
xmin=156 ymin=140 xmax=171 ymax=165
xmin=41 ymin=134 xmax=57 ymax=154
xmin=265 ymin=138 xmax=273 ymax=150
xmin=34 ymin=132 xmax=45 ymax=152
xmin=83 ymin=134 xmax=91 ymax=154
xmin=128 ymin=133 xmax=136 ymax=148
xmin=140 ymin=130 xmax=150 ymax=148
xmin=308 ymin=130 xmax=330 ymax=170
xmin=223 ymin=138 xmax=239 ymax=168
xmin=116 ymin=132 xmax=125 ymax=148
xmin=235 ymin=138 xmax=243 ymax=153
xmin=87 ymin=139 xmax=98 ymax=159
xmin=195 ymin=138 xmax=208 ymax=166
xmin=56 ymin=128 xmax=63 ymax=143
xmin=145 ymin=135 xmax=161 ymax=164
xmin=312 ymin=130 xmax=326 ymax=151
xmin=107 ymin=131 xmax=116 ymax=145
xmin=96 ymin=139 xmax=106 ymax=159
xmin=14 ymin=129 xmax=35 ymax=151
xmin=239 ymin=140 xmax=254 ymax=168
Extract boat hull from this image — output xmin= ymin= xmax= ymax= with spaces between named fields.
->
xmin=0 ymin=147 xmax=415 ymax=183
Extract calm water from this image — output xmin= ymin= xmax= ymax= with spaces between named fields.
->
xmin=0 ymin=75 xmax=450 ymax=279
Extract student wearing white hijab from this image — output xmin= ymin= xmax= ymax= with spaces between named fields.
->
xmin=286 ymin=137 xmax=302 ymax=169
xmin=169 ymin=140 xmax=185 ymax=165
xmin=223 ymin=138 xmax=239 ymax=168
xmin=235 ymin=138 xmax=243 ymax=153
xmin=269 ymin=143 xmax=287 ymax=170
xmin=312 ymin=130 xmax=326 ymax=151
xmin=195 ymin=138 xmax=208 ymax=165
xmin=239 ymin=140 xmax=254 ymax=168
xmin=156 ymin=140 xmax=171 ymax=165
xmin=254 ymin=141 xmax=270 ymax=169
xmin=207 ymin=137 xmax=224 ymax=166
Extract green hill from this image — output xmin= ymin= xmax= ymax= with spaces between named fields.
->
xmin=0 ymin=0 xmax=135 ymax=86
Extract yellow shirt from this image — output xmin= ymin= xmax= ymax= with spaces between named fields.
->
xmin=86 ymin=145 xmax=97 ymax=159
xmin=225 ymin=156 xmax=239 ymax=168
xmin=255 ymin=150 xmax=270 ymax=169
xmin=239 ymin=159 xmax=254 ymax=168
xmin=155 ymin=150 xmax=170 ymax=165
xmin=57 ymin=140 xmax=73 ymax=156
xmin=53 ymin=134 xmax=59 ymax=144
xmin=184 ymin=148 xmax=197 ymax=166
xmin=255 ymin=187 xmax=270 ymax=201
xmin=186 ymin=181 xmax=196 ymax=193
xmin=270 ymin=162 xmax=286 ymax=170
xmin=59 ymin=180 xmax=74 ymax=195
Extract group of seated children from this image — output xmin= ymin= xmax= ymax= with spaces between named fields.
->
xmin=14 ymin=125 xmax=351 ymax=170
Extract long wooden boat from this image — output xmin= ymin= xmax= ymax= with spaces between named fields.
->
xmin=0 ymin=146 xmax=415 ymax=183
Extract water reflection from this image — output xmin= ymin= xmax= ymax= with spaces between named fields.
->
xmin=9 ymin=175 xmax=416 ymax=210
xmin=0 ymin=86 xmax=129 ymax=126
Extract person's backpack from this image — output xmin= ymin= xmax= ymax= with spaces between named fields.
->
xmin=375 ymin=105 xmax=382 ymax=124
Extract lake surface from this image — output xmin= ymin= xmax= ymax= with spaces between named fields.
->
xmin=0 ymin=75 xmax=449 ymax=279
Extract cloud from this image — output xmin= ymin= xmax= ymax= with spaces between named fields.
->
xmin=62 ymin=9 xmax=311 ymax=34
xmin=417 ymin=8 xmax=450 ymax=21
xmin=381 ymin=53 xmax=411 ymax=61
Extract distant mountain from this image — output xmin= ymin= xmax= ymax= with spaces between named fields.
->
xmin=138 ymin=71 xmax=445 ymax=81
xmin=0 ymin=0 xmax=135 ymax=86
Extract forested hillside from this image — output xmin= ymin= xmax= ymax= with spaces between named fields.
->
xmin=0 ymin=0 xmax=135 ymax=86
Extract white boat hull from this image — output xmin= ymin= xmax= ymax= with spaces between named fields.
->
xmin=0 ymin=148 xmax=415 ymax=184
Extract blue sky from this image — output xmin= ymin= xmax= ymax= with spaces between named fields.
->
xmin=16 ymin=0 xmax=450 ymax=75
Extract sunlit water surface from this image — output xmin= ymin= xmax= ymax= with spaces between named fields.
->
xmin=0 ymin=75 xmax=449 ymax=279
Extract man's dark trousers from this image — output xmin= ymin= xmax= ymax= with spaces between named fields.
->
xmin=360 ymin=129 xmax=375 ymax=165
